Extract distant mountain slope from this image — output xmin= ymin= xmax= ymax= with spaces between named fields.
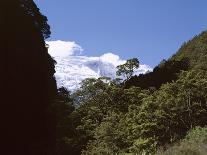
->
xmin=125 ymin=30 xmax=207 ymax=89
xmin=170 ymin=30 xmax=207 ymax=70
xmin=54 ymin=55 xmax=151 ymax=91
xmin=125 ymin=58 xmax=189 ymax=89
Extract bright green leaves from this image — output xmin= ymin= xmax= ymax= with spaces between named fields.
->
xmin=60 ymin=69 xmax=207 ymax=154
xmin=156 ymin=127 xmax=207 ymax=155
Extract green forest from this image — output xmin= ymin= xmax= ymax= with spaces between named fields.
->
xmin=57 ymin=31 xmax=207 ymax=154
xmin=2 ymin=1 xmax=207 ymax=155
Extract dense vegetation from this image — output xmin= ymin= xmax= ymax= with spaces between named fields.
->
xmin=56 ymin=31 xmax=207 ymax=154
xmin=125 ymin=58 xmax=189 ymax=89
xmin=156 ymin=127 xmax=207 ymax=155
xmin=2 ymin=0 xmax=207 ymax=154
xmin=171 ymin=31 xmax=207 ymax=71
xmin=60 ymin=69 xmax=207 ymax=155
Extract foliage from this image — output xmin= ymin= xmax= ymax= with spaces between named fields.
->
xmin=3 ymin=1 xmax=207 ymax=154
xmin=59 ymin=22 xmax=207 ymax=155
xmin=171 ymin=31 xmax=207 ymax=70
xmin=156 ymin=127 xmax=207 ymax=155
xmin=57 ymin=68 xmax=207 ymax=155
xmin=125 ymin=58 xmax=189 ymax=89
xmin=20 ymin=0 xmax=51 ymax=39
xmin=117 ymin=58 xmax=139 ymax=80
xmin=133 ymin=70 xmax=207 ymax=151
xmin=52 ymin=29 xmax=207 ymax=155
xmin=84 ymin=70 xmax=206 ymax=153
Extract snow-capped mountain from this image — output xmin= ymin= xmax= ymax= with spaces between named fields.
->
xmin=53 ymin=55 xmax=151 ymax=91
xmin=47 ymin=40 xmax=152 ymax=91
xmin=54 ymin=55 xmax=115 ymax=90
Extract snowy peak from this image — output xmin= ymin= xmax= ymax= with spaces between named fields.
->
xmin=47 ymin=40 xmax=152 ymax=91
xmin=53 ymin=55 xmax=151 ymax=91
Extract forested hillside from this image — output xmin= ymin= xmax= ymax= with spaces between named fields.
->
xmin=125 ymin=31 xmax=207 ymax=90
xmin=2 ymin=1 xmax=207 ymax=154
xmin=53 ymin=31 xmax=207 ymax=155
xmin=171 ymin=31 xmax=207 ymax=70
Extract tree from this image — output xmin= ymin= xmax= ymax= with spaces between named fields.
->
xmin=20 ymin=0 xmax=51 ymax=39
xmin=50 ymin=87 xmax=77 ymax=155
xmin=116 ymin=58 xmax=139 ymax=81
xmin=82 ymin=112 xmax=125 ymax=155
xmin=124 ymin=58 xmax=189 ymax=89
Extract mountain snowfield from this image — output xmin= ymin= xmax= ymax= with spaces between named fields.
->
xmin=47 ymin=40 xmax=152 ymax=91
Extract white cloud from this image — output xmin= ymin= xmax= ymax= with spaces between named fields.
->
xmin=134 ymin=64 xmax=152 ymax=75
xmin=99 ymin=53 xmax=126 ymax=66
xmin=46 ymin=40 xmax=83 ymax=57
xmin=47 ymin=40 xmax=152 ymax=91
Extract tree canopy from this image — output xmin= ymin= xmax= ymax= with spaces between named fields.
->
xmin=20 ymin=0 xmax=51 ymax=39
xmin=116 ymin=58 xmax=139 ymax=81
xmin=2 ymin=1 xmax=207 ymax=155
xmin=56 ymin=30 xmax=207 ymax=154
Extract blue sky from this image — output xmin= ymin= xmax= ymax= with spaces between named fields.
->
xmin=34 ymin=0 xmax=207 ymax=67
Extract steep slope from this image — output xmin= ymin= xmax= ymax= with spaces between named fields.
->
xmin=170 ymin=30 xmax=207 ymax=70
xmin=125 ymin=30 xmax=207 ymax=89
xmin=125 ymin=58 xmax=189 ymax=89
